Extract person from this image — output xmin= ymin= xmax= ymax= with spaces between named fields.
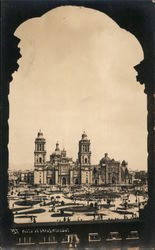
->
xmin=64 ymin=217 xmax=66 ymax=222
xmin=72 ymin=235 xmax=76 ymax=247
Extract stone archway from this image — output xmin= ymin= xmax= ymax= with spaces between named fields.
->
xmin=84 ymin=157 xmax=88 ymax=164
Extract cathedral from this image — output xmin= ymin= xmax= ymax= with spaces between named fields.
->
xmin=34 ymin=130 xmax=132 ymax=186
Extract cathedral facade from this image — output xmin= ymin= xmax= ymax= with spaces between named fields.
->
xmin=34 ymin=130 xmax=132 ymax=186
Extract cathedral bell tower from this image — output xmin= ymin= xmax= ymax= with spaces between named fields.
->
xmin=78 ymin=131 xmax=91 ymax=165
xmin=34 ymin=130 xmax=46 ymax=184
xmin=78 ymin=131 xmax=92 ymax=185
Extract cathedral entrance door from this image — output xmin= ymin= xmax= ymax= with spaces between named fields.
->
xmin=112 ymin=176 xmax=116 ymax=184
xmin=49 ymin=179 xmax=53 ymax=185
xmin=62 ymin=177 xmax=66 ymax=186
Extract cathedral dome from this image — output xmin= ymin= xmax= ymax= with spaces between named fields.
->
xmin=121 ymin=160 xmax=128 ymax=166
xmin=100 ymin=153 xmax=111 ymax=165
xmin=52 ymin=142 xmax=61 ymax=156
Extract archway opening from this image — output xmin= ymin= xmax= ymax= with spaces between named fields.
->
xmin=84 ymin=158 xmax=88 ymax=164
xmin=10 ymin=6 xmax=146 ymax=175
xmin=8 ymin=5 xmax=147 ymax=225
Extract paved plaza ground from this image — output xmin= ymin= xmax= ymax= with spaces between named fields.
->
xmin=8 ymin=185 xmax=147 ymax=224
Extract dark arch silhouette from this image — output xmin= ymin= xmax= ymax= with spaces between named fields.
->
xmin=84 ymin=157 xmax=88 ymax=164
xmin=39 ymin=157 xmax=42 ymax=163
xmin=1 ymin=0 xmax=154 ymax=247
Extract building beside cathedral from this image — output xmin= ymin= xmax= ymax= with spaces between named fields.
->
xmin=34 ymin=130 xmax=132 ymax=186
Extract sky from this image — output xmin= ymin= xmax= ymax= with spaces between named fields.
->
xmin=9 ymin=6 xmax=147 ymax=171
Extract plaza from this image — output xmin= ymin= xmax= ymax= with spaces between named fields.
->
xmin=8 ymin=183 xmax=147 ymax=225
